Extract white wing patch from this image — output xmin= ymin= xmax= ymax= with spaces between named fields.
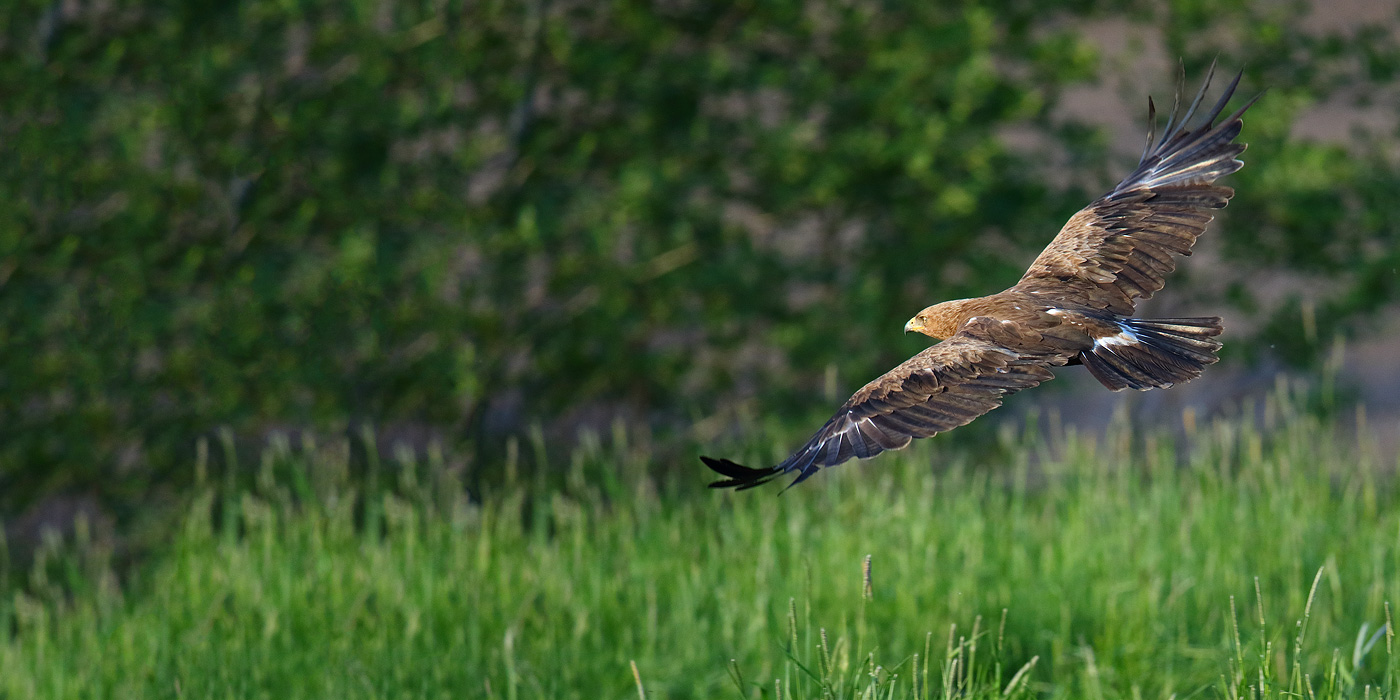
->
xmin=1095 ymin=322 xmax=1141 ymax=349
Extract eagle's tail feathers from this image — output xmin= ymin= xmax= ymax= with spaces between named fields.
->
xmin=1081 ymin=316 xmax=1223 ymax=391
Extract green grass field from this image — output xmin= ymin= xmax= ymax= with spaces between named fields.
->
xmin=4 ymin=385 xmax=1400 ymax=699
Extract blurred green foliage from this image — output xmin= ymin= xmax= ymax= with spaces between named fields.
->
xmin=1 ymin=0 xmax=1398 ymax=519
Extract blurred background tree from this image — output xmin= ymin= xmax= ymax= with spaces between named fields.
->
xmin=1 ymin=0 xmax=1398 ymax=531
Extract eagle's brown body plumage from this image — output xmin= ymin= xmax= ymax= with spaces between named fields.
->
xmin=704 ymin=65 xmax=1258 ymax=491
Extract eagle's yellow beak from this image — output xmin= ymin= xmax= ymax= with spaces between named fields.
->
xmin=904 ymin=317 xmax=921 ymax=334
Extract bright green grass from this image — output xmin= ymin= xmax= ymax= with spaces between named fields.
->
xmin=4 ymin=387 xmax=1400 ymax=699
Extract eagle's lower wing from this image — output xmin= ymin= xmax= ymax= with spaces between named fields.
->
xmin=1017 ymin=64 xmax=1258 ymax=314
xmin=703 ymin=318 xmax=1078 ymax=490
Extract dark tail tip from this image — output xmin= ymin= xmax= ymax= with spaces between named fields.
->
xmin=701 ymin=456 xmax=783 ymax=491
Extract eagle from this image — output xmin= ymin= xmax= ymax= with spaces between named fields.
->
xmin=703 ymin=65 xmax=1259 ymax=491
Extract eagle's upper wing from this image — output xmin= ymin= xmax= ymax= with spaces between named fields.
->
xmin=1016 ymin=64 xmax=1258 ymax=314
xmin=702 ymin=317 xmax=1080 ymax=490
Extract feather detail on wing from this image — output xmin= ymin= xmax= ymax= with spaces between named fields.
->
xmin=702 ymin=318 xmax=1079 ymax=490
xmin=1017 ymin=62 xmax=1260 ymax=314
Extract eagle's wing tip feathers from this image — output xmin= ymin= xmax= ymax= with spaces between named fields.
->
xmin=701 ymin=456 xmax=784 ymax=491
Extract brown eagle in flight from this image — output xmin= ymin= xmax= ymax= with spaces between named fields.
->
xmin=703 ymin=65 xmax=1258 ymax=490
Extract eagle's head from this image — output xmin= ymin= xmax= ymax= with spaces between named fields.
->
xmin=904 ymin=299 xmax=969 ymax=340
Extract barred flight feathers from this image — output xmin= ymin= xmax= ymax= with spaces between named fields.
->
xmin=704 ymin=318 xmax=1075 ymax=490
xmin=1018 ymin=62 xmax=1259 ymax=314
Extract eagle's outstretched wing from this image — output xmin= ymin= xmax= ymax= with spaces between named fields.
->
xmin=702 ymin=318 xmax=1080 ymax=490
xmin=1017 ymin=63 xmax=1259 ymax=314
